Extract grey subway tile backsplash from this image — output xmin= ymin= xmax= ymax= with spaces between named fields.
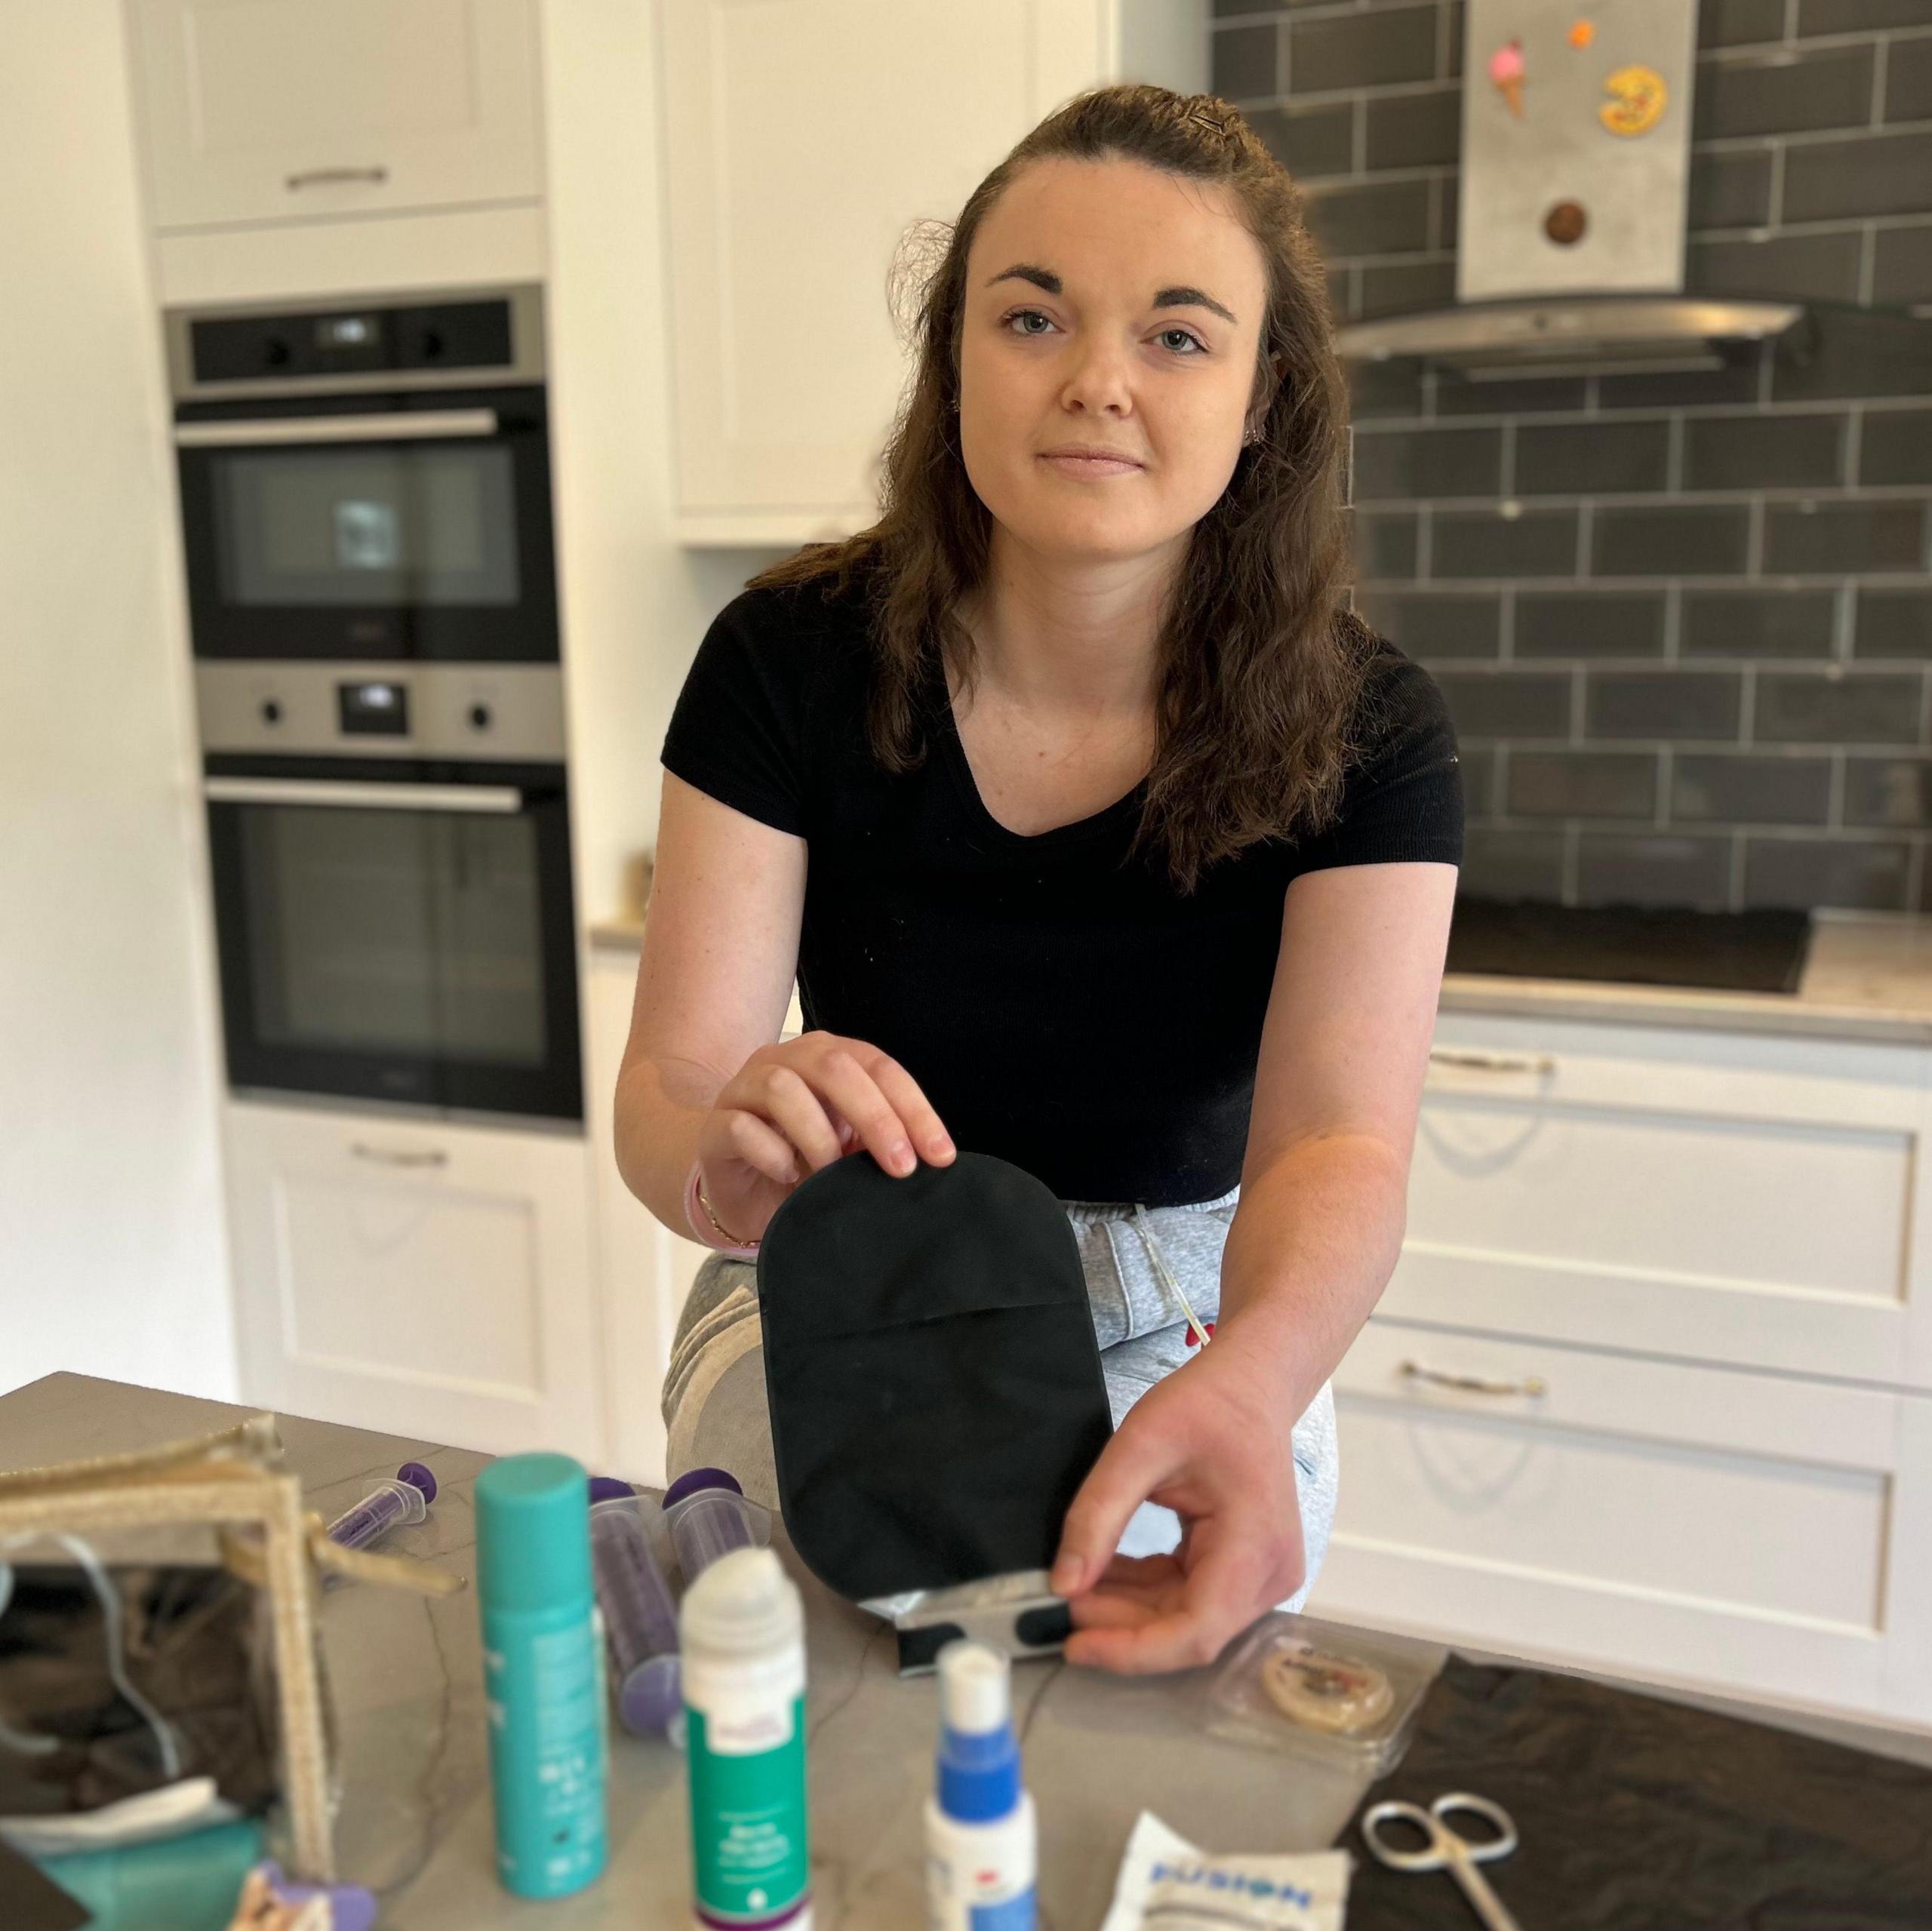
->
xmin=1287 ymin=7 xmax=1436 ymax=91
xmin=1762 ymin=500 xmax=1927 ymax=575
xmin=1754 ymin=672 xmax=1924 ymax=743
xmin=1355 ymin=588 xmax=1502 ymax=658
xmin=1592 ymin=505 xmax=1753 ymax=577
xmin=1457 ymin=826 xmax=1567 ymax=901
xmin=1576 ymin=834 xmax=1734 ymax=909
xmin=1433 ymin=671 xmax=1573 ymax=739
xmin=1692 ymin=45 xmax=1876 ymax=140
xmin=1681 ymin=588 xmax=1840 ymax=657
xmin=1844 ymin=755 xmax=1932 ymax=829
xmin=1682 ymin=413 xmax=1847 ymax=492
xmin=1247 ymin=0 xmax=1932 ymax=909
xmin=1352 ymin=425 xmax=1501 ymax=501
xmin=1856 ymin=589 xmax=1932 ymax=657
xmin=1782 ymin=131 xmax=1932 ymax=226
xmin=1363 ymin=87 xmax=1460 ymax=170
xmin=1213 ymin=24 xmax=1278 ymax=100
xmin=1586 ymin=671 xmax=1743 ymax=741
xmin=1507 ymin=751 xmax=1659 ymax=819
xmin=1860 ymin=408 xmax=1932 ymax=487
xmin=1742 ymin=835 xmax=1912 ymax=911
xmin=1672 ymin=753 xmax=1835 ymax=825
xmin=1432 ymin=508 xmax=1579 ymax=577
xmin=1514 ymin=420 xmax=1670 ymax=497
xmin=1699 ymin=0 xmax=1790 ymax=47
xmin=1515 ymin=591 xmax=1668 ymax=659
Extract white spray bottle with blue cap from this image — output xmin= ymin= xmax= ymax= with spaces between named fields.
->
xmin=924 ymin=1640 xmax=1037 ymax=1930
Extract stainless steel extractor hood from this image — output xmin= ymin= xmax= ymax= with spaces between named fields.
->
xmin=1334 ymin=0 xmax=1808 ymax=377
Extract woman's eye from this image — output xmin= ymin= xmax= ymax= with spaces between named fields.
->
xmin=1004 ymin=309 xmax=1054 ymax=337
xmin=1158 ymin=327 xmax=1206 ymax=355
xmin=1000 ymin=311 xmax=1205 ymax=355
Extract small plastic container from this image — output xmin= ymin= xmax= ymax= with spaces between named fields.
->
xmin=1206 ymin=1612 xmax=1438 ymax=1777
xmin=661 ymin=1467 xmax=770 ymax=1585
xmin=587 ymin=1493 xmax=685 ymax=1740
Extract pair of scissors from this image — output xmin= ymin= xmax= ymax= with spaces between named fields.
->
xmin=1360 ymin=1791 xmax=1524 ymax=1929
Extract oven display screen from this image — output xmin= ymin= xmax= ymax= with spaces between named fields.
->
xmin=337 ymin=679 xmax=410 ymax=736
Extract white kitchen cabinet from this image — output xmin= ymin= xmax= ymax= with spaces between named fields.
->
xmin=657 ymin=0 xmax=1207 ymax=543
xmin=1310 ymin=1320 xmax=1932 ymax=1727
xmin=1307 ymin=1007 xmax=1932 ymax=1727
xmin=126 ymin=0 xmax=543 ymax=232
xmin=1392 ymin=1012 xmax=1932 ymax=1391
xmin=223 ymin=1098 xmax=601 ymax=1462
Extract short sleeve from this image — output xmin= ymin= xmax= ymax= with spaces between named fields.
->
xmin=660 ymin=591 xmax=811 ymax=838
xmin=1294 ymin=645 xmax=1464 ymax=874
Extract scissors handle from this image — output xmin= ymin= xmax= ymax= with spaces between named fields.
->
xmin=1360 ymin=1794 xmax=1524 ymax=1931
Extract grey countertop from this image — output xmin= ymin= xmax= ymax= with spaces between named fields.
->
xmin=8 ymin=1376 xmax=1932 ymax=1923
xmin=589 ymin=908 xmax=1932 ymax=1047
xmin=0 ymin=1375 xmax=1383 ymax=1929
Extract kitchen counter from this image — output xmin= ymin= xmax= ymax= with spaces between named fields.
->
xmin=7 ymin=1375 xmax=1931 ymax=1923
xmin=590 ymin=908 xmax=1932 ymax=1048
xmin=0 ymin=1375 xmax=1375 ymax=1928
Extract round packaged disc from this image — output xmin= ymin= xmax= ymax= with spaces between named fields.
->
xmin=1260 ymin=1644 xmax=1395 ymax=1735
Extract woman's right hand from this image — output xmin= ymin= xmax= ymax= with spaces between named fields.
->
xmin=693 ymin=1032 xmax=955 ymax=1247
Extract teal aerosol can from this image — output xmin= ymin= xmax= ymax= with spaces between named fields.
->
xmin=475 ymin=1452 xmax=609 ymax=1899
xmin=680 ymin=1545 xmax=811 ymax=1930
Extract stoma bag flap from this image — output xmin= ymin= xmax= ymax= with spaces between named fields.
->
xmin=755 ymin=1149 xmax=1112 ymax=1603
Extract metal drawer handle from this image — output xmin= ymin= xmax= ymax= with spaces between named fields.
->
xmin=286 ymin=165 xmax=389 ymax=191
xmin=1399 ymin=1360 xmax=1548 ymax=1399
xmin=350 ymin=1143 xmax=448 ymax=1169
xmin=1428 ymin=1048 xmax=1556 ymax=1076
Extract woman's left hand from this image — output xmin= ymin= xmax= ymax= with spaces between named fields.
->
xmin=1048 ymin=1329 xmax=1306 ymax=1674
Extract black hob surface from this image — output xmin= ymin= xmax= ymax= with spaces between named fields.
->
xmin=1444 ymin=898 xmax=1812 ymax=995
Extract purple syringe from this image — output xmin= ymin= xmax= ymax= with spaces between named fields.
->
xmin=325 ymin=1462 xmax=438 ymax=1552
xmin=662 ymin=1467 xmax=769 ymax=1583
xmin=589 ymin=1490 xmax=685 ymax=1740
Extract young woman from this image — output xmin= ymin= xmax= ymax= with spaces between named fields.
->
xmin=615 ymin=85 xmax=1461 ymax=1676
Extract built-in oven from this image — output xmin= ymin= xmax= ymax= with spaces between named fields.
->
xmin=198 ymin=664 xmax=583 ymax=1123
xmin=168 ymin=286 xmax=555 ymax=663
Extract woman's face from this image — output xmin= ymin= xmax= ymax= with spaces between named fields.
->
xmin=956 ymin=155 xmax=1273 ymax=567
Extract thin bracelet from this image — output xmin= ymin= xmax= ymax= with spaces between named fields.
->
xmin=684 ymin=1161 xmax=760 ymax=1259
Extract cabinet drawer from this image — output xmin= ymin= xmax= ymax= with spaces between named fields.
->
xmin=1309 ymin=1321 xmax=1932 ymax=1724
xmin=1389 ymin=1012 xmax=1932 ymax=1389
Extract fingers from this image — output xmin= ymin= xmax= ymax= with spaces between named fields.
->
xmin=864 ymin=1051 xmax=955 ymax=1164
xmin=725 ymin=1035 xmax=955 ymax=1185
xmin=1067 ymin=1526 xmax=1274 ymax=1676
xmin=1050 ymin=1422 xmax=1180 ymax=1598
xmin=715 ymin=1105 xmax=804 ymax=1186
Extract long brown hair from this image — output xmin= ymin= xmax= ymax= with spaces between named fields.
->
xmin=747 ymin=84 xmax=1371 ymax=894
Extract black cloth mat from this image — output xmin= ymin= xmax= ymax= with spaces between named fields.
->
xmin=1339 ymin=1656 xmax=1932 ymax=1929
xmin=1445 ymin=898 xmax=1811 ymax=994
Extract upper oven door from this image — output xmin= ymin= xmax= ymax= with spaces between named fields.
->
xmin=174 ymin=385 xmax=558 ymax=662
xmin=203 ymin=757 xmax=582 ymax=1121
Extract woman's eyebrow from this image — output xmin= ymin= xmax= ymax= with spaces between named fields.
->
xmin=983 ymin=263 xmax=1238 ymax=326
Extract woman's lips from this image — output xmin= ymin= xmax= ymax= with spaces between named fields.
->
xmin=1039 ymin=453 xmax=1143 ymax=478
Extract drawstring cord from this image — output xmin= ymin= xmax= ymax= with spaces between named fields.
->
xmin=1130 ymin=1203 xmax=1214 ymax=1348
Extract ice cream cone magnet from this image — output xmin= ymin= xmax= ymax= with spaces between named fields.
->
xmin=1488 ymin=37 xmax=1527 ymax=117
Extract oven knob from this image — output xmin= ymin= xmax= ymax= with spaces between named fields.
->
xmin=468 ymin=702 xmax=492 ymax=732
xmin=260 ymin=699 xmax=283 ymax=725
xmin=263 ymin=336 xmax=291 ymax=368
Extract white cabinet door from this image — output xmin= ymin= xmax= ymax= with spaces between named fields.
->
xmin=223 ymin=1099 xmax=601 ymax=1462
xmin=1389 ymin=1012 xmax=1932 ymax=1391
xmin=128 ymin=0 xmax=543 ymax=231
xmin=1309 ymin=1320 xmax=1932 ymax=1726
xmin=657 ymin=0 xmax=1206 ymax=541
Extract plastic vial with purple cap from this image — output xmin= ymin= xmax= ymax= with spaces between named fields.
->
xmin=588 ymin=1493 xmax=685 ymax=1742
xmin=325 ymin=1462 xmax=438 ymax=1552
xmin=662 ymin=1467 xmax=769 ymax=1585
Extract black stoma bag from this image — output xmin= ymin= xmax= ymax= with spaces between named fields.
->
xmin=755 ymin=1149 xmax=1113 ymax=1604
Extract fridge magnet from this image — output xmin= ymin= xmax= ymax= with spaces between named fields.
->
xmin=1600 ymin=63 xmax=1669 ymax=137
xmin=1488 ymin=38 xmax=1527 ymax=117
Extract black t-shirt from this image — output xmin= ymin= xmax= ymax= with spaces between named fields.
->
xmin=660 ymin=574 xmax=1462 ymax=1205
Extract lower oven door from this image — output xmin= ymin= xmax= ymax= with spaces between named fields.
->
xmin=203 ymin=759 xmax=582 ymax=1121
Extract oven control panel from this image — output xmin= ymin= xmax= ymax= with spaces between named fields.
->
xmin=196 ymin=663 xmax=565 ymax=761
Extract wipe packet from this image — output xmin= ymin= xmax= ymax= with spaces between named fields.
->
xmin=1099 ymin=1810 xmax=1351 ymax=1931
